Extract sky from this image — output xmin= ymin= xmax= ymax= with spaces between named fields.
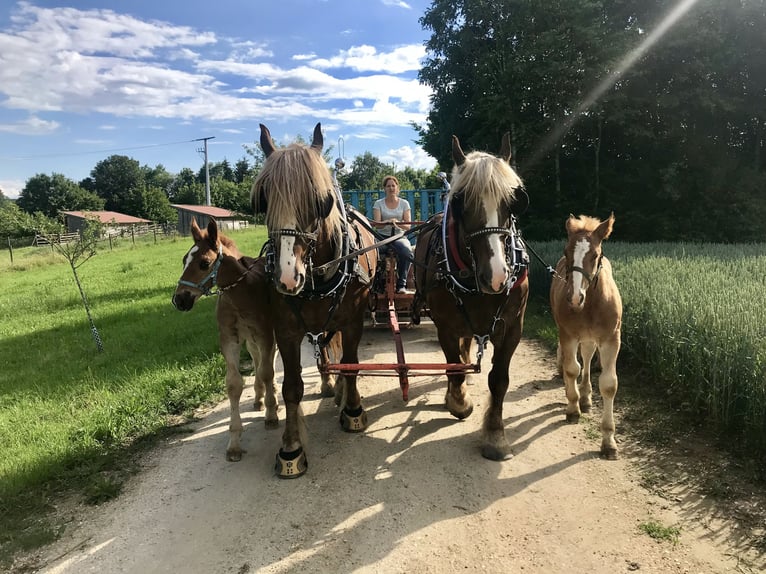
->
xmin=0 ymin=0 xmax=437 ymax=199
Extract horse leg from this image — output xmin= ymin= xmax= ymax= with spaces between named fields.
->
xmin=318 ymin=332 xmax=339 ymax=399
xmin=481 ymin=326 xmax=521 ymax=461
xmin=247 ymin=337 xmax=278 ymax=429
xmin=443 ymin=334 xmax=474 ymax=420
xmin=578 ymin=341 xmax=597 ymax=413
xmin=338 ymin=318 xmax=367 ymax=432
xmin=560 ymin=337 xmax=582 ymax=423
xmin=597 ymin=337 xmax=620 ymax=460
xmin=274 ymin=339 xmax=308 ymax=478
xmin=221 ymin=339 xmax=246 ymax=462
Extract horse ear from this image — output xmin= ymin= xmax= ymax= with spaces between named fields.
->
xmin=452 ymin=135 xmax=466 ymax=166
xmin=511 ymin=186 xmax=529 ymax=216
xmin=596 ymin=213 xmax=615 ymax=241
xmin=565 ymin=214 xmax=577 ymax=234
xmin=260 ymin=124 xmax=276 ymax=157
xmin=310 ymin=123 xmax=323 ymax=154
xmin=191 ymin=218 xmax=202 ymax=240
xmin=499 ymin=132 xmax=512 ymax=163
xmin=207 ymin=218 xmax=219 ymax=246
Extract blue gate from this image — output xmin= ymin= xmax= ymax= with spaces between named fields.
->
xmin=343 ymin=189 xmax=445 ymax=222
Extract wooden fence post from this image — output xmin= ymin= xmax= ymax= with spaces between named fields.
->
xmin=7 ymin=236 xmax=13 ymax=265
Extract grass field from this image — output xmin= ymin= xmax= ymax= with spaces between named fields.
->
xmin=0 ymin=227 xmax=268 ymax=562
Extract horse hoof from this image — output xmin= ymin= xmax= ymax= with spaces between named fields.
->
xmin=226 ymin=449 xmax=244 ymax=462
xmin=264 ymin=418 xmax=279 ymax=430
xmin=339 ymin=406 xmax=368 ymax=432
xmin=565 ymin=413 xmax=580 ymax=424
xmin=579 ymin=404 xmax=592 ymax=414
xmin=600 ymin=447 xmax=618 ymax=461
xmin=275 ymin=447 xmax=308 ymax=478
xmin=254 ymin=401 xmax=264 ymax=411
xmin=320 ymin=386 xmax=335 ymax=399
xmin=447 ymin=403 xmax=474 ymax=420
xmin=481 ymin=445 xmax=513 ymax=461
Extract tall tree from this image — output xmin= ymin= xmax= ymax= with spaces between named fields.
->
xmin=17 ymin=173 xmax=104 ymax=218
xmin=90 ymin=155 xmax=145 ymax=215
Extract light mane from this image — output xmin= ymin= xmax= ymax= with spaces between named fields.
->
xmin=253 ymin=143 xmax=341 ymax=235
xmin=448 ymin=151 xmax=523 ymax=211
xmin=569 ymin=215 xmax=603 ymax=233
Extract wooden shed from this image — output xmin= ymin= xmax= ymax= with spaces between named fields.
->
xmin=172 ymin=205 xmax=249 ymax=236
xmin=62 ymin=211 xmax=152 ymax=236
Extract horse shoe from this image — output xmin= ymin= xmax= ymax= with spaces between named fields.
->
xmin=339 ymin=406 xmax=368 ymax=432
xmin=275 ymin=447 xmax=308 ymax=479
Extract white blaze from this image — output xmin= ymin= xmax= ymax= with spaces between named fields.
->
xmin=182 ymin=245 xmax=199 ymax=273
xmin=570 ymin=238 xmax=589 ymax=307
xmin=278 ymin=235 xmax=300 ymax=291
xmin=484 ymin=201 xmax=509 ymax=292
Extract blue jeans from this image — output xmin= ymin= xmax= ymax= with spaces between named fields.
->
xmin=380 ymin=236 xmax=413 ymax=289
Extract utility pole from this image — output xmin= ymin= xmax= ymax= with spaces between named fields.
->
xmin=194 ymin=136 xmax=215 ymax=206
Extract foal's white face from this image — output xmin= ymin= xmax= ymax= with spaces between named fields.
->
xmin=568 ymin=237 xmax=592 ymax=308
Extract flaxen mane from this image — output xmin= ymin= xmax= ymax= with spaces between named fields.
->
xmin=449 ymin=151 xmax=524 ymax=212
xmin=252 ymin=144 xmax=341 ymax=235
xmin=568 ymin=215 xmax=604 ymax=233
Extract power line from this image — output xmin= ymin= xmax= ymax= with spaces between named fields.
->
xmin=0 ymin=138 xmax=206 ymax=161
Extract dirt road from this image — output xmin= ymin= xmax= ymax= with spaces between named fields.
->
xmin=31 ymin=325 xmax=764 ymax=573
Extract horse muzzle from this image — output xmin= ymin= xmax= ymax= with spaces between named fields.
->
xmin=172 ymin=290 xmax=197 ymax=311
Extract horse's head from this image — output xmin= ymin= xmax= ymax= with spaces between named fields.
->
xmin=172 ymin=218 xmax=232 ymax=311
xmin=251 ymin=123 xmax=340 ymax=296
xmin=562 ymin=213 xmax=614 ymax=310
xmin=448 ymin=133 xmax=528 ymax=294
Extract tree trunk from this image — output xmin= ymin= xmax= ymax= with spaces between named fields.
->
xmin=594 ymin=115 xmax=602 ymax=212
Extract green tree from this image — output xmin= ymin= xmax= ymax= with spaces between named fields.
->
xmin=90 ymin=155 xmax=144 ymax=215
xmin=17 ymin=173 xmax=104 ymax=218
xmin=343 ymin=152 xmax=389 ymax=191
xmin=168 ymin=168 xmax=204 ymax=205
xmin=139 ymin=186 xmax=176 ymax=223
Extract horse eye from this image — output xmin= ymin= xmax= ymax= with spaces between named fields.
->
xmin=200 ymin=260 xmax=211 ymax=271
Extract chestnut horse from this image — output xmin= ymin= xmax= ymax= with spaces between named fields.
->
xmin=172 ymin=218 xmax=278 ymax=462
xmin=549 ymin=214 xmax=622 ymax=459
xmin=413 ymin=134 xmax=530 ymax=460
xmin=251 ymin=123 xmax=378 ymax=478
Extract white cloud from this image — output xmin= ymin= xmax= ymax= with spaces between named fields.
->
xmin=309 ymin=44 xmax=425 ymax=73
xmin=0 ymin=115 xmax=59 ymax=134
xmin=381 ymin=0 xmax=413 ymax=9
xmin=1 ymin=179 xmax=24 ymax=199
xmin=382 ymin=145 xmax=437 ymax=171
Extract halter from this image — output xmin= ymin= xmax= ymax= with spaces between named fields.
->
xmin=176 ymin=245 xmax=223 ymax=296
xmin=567 ymin=255 xmax=603 ymax=287
xmin=177 ymin=245 xmax=258 ymax=297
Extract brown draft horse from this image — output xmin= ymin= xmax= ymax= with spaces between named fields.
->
xmin=251 ymin=123 xmax=378 ymax=478
xmin=172 ymin=218 xmax=278 ymax=462
xmin=549 ymin=214 xmax=622 ymax=459
xmin=413 ymin=134 xmax=530 ymax=460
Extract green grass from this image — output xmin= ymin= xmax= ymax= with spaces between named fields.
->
xmin=638 ymin=519 xmax=681 ymax=545
xmin=0 ymin=226 xmax=268 ymax=566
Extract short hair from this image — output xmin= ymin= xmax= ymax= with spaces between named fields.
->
xmin=382 ymin=175 xmax=400 ymax=188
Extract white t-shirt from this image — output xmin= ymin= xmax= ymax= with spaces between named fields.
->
xmin=373 ymin=197 xmax=411 ymax=237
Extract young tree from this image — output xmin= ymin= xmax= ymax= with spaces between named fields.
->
xmin=42 ymin=218 xmax=104 ymax=351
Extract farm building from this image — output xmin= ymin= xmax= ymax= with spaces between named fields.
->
xmin=62 ymin=211 xmax=153 ymax=236
xmin=172 ymin=205 xmax=249 ymax=236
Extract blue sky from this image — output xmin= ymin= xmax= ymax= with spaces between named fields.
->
xmin=0 ymin=0 xmax=436 ymax=198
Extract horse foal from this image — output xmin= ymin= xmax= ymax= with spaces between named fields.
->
xmin=173 ymin=219 xmax=278 ymax=462
xmin=550 ymin=213 xmax=622 ymax=459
